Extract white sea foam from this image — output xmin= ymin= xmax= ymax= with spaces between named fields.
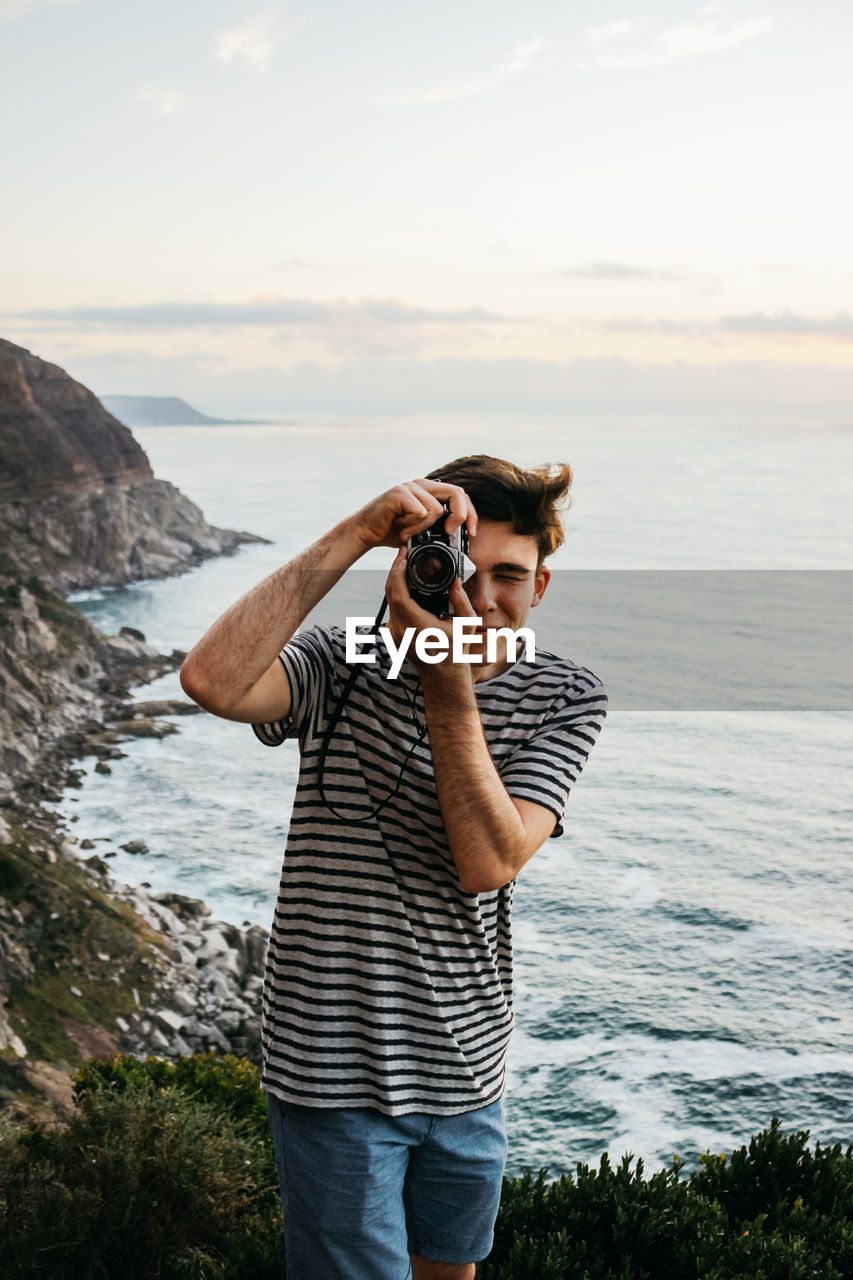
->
xmin=508 ymin=1025 xmax=853 ymax=1084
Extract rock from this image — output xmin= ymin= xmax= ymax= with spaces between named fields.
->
xmin=198 ymin=966 xmax=232 ymax=1002
xmin=120 ymin=840 xmax=149 ymax=854
xmin=0 ymin=338 xmax=152 ymax=501
xmin=111 ymin=718 xmax=178 ymax=739
xmin=195 ymin=925 xmax=231 ymax=961
xmin=100 ymin=395 xmax=256 ymax=428
xmin=152 ymin=1007 xmax=185 ymax=1033
xmin=94 ymin=760 xmax=112 ymax=774
xmin=0 ymin=339 xmax=264 ymax=594
xmin=170 ymin=986 xmax=199 ymax=1016
xmin=0 ymin=1006 xmax=28 ymax=1057
xmin=133 ymin=699 xmax=202 ymax=718
xmin=119 ymin=626 xmax=146 ymax=643
xmin=83 ymin=855 xmax=109 ymax=876
xmin=204 ymin=1026 xmax=231 ymax=1053
xmin=215 ymin=1008 xmax=242 ymax=1036
xmin=245 ymin=924 xmax=269 ymax=973
xmin=153 ymin=892 xmax=211 ymax=920
xmin=173 ymin=943 xmax=201 ymax=968
xmin=79 ymin=837 xmax=95 ymax=849
xmin=101 ymin=634 xmax=160 ymax=664
xmin=243 ymin=973 xmax=264 ymax=1000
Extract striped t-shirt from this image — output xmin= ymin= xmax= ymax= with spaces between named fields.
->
xmin=255 ymin=624 xmax=607 ymax=1116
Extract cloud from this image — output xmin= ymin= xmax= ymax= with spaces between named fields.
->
xmin=603 ymin=311 xmax=853 ymax=338
xmin=588 ymin=14 xmax=774 ymax=70
xmin=558 ymin=263 xmax=682 ymax=282
xmin=586 ymin=20 xmax=635 ymax=42
xmin=135 ymin=87 xmax=188 ymax=117
xmin=8 ymin=297 xmax=515 ymax=366
xmin=215 ymin=8 xmax=303 ymax=68
xmin=409 ymin=39 xmax=545 ymax=103
xmin=718 ymin=311 xmax=853 ymax=336
xmin=0 ymin=0 xmax=80 ymax=22
xmin=601 ymin=317 xmax=709 ymax=335
xmin=13 ymin=297 xmax=509 ymax=329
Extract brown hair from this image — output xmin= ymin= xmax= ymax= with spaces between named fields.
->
xmin=427 ymin=454 xmax=573 ymax=563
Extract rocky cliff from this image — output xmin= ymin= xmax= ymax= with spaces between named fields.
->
xmin=0 ymin=339 xmax=151 ymax=500
xmin=0 ymin=339 xmax=262 ymax=591
xmin=99 ymin=394 xmax=254 ymax=427
xmin=0 ymin=339 xmax=269 ymax=1116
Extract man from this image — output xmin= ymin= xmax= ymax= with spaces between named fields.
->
xmin=180 ymin=454 xmax=607 ymax=1280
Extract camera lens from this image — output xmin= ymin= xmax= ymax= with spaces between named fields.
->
xmin=408 ymin=543 xmax=455 ymax=592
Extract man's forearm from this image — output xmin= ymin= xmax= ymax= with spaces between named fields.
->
xmin=182 ymin=477 xmax=478 ymax=721
xmin=419 ymin=667 xmax=528 ymax=894
xmin=181 ymin=516 xmax=368 ymax=715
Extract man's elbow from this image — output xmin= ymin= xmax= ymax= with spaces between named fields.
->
xmin=458 ymin=863 xmax=517 ymax=895
xmin=180 ymin=654 xmax=217 ymax=712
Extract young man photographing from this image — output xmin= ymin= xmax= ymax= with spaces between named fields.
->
xmin=180 ymin=455 xmax=607 ymax=1279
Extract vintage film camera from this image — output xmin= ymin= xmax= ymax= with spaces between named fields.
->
xmin=406 ymin=503 xmax=476 ymax=619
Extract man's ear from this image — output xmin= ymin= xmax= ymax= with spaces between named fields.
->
xmin=530 ymin=564 xmax=550 ymax=607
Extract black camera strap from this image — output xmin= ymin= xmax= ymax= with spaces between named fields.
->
xmin=317 ymin=596 xmax=428 ymax=824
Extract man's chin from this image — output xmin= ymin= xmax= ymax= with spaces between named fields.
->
xmin=461 ymin=636 xmax=513 ymax=666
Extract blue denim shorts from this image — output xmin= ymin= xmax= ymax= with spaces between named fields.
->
xmin=267 ymin=1093 xmax=507 ymax=1279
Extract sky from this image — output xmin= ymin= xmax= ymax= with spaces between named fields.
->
xmin=1 ymin=0 xmax=852 ymax=412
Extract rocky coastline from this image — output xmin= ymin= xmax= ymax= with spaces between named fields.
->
xmin=0 ymin=637 xmax=271 ymax=1112
xmin=0 ymin=338 xmax=272 ymax=1116
xmin=61 ymin=833 xmax=268 ymax=1067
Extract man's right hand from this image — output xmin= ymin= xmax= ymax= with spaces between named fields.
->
xmin=352 ymin=478 xmax=478 ymax=551
xmin=180 ymin=477 xmax=477 ymax=726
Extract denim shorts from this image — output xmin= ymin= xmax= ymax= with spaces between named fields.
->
xmin=266 ymin=1093 xmax=507 ymax=1280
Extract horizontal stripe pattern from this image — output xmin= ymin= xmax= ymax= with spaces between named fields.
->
xmin=257 ymin=624 xmax=606 ymax=1115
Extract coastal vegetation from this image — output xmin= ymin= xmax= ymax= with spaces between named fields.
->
xmin=0 ymin=1053 xmax=850 ymax=1278
xmin=0 ymin=819 xmax=158 ymax=1097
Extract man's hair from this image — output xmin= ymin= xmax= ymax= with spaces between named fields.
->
xmin=427 ymin=454 xmax=572 ymax=563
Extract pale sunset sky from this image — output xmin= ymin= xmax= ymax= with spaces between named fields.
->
xmin=2 ymin=0 xmax=851 ymax=411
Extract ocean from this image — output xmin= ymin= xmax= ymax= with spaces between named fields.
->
xmin=58 ymin=406 xmax=853 ymax=1176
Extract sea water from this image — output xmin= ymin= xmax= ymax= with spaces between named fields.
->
xmin=59 ymin=407 xmax=853 ymax=1175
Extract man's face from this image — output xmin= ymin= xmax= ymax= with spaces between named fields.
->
xmin=460 ymin=519 xmax=550 ymax=681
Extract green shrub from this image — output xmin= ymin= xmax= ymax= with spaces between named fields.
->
xmin=690 ymin=1117 xmax=853 ymax=1223
xmin=482 ymin=1119 xmax=853 ymax=1280
xmin=0 ymin=1075 xmax=284 ymax=1279
xmin=689 ymin=1118 xmax=853 ymax=1280
xmin=482 ymin=1156 xmax=727 ymax=1279
xmin=74 ymin=1052 xmax=269 ymax=1138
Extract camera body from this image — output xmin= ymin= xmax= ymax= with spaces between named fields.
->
xmin=406 ymin=504 xmax=476 ymax=619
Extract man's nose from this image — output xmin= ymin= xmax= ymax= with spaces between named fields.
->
xmin=464 ymin=571 xmax=496 ymax=614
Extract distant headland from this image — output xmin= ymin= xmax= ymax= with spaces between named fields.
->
xmin=99 ymin=395 xmax=262 ymax=427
